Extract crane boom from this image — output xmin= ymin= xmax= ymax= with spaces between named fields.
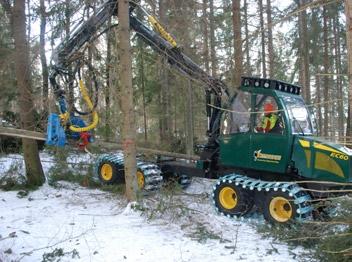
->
xmin=49 ymin=0 xmax=231 ymax=149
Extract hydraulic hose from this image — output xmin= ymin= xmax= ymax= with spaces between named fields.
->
xmin=69 ymin=80 xmax=99 ymax=132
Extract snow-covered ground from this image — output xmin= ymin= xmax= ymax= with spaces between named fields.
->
xmin=0 ymin=153 xmax=304 ymax=262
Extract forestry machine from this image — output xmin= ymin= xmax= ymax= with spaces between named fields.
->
xmin=46 ymin=0 xmax=352 ymax=223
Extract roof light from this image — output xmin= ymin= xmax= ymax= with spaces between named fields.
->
xmin=241 ymin=77 xmax=301 ymax=95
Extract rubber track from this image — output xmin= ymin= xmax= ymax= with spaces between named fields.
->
xmin=212 ymin=174 xmax=313 ymax=221
xmin=95 ymin=153 xmax=163 ymax=191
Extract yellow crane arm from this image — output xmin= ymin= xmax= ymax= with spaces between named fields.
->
xmin=68 ymin=80 xmax=99 ymax=133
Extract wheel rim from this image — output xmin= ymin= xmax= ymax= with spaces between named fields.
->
xmin=136 ymin=171 xmax=145 ymax=189
xmin=269 ymin=196 xmax=293 ymax=222
xmin=219 ymin=186 xmax=237 ymax=209
xmin=101 ymin=163 xmax=113 ymax=181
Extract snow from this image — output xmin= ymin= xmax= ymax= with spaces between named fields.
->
xmin=0 ymin=153 xmax=304 ymax=262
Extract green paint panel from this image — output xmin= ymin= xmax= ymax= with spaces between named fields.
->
xmin=220 ymin=133 xmax=250 ymax=169
xmin=250 ymin=133 xmax=291 ymax=173
xmin=292 ymin=136 xmax=352 ymax=183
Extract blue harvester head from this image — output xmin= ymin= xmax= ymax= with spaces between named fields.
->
xmin=46 ymin=113 xmax=66 ymax=147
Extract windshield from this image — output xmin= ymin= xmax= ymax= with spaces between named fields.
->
xmin=281 ymin=95 xmax=316 ymax=135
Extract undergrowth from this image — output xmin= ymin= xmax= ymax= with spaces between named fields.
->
xmin=47 ymin=148 xmax=126 ymax=195
xmin=0 ymin=159 xmax=39 ymax=191
xmin=257 ymin=197 xmax=352 ymax=262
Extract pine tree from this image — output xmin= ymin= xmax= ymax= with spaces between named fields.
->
xmin=232 ymin=0 xmax=242 ymax=88
xmin=345 ymin=0 xmax=352 ymax=137
xmin=118 ymin=0 xmax=138 ymax=201
xmin=1 ymin=0 xmax=45 ymax=186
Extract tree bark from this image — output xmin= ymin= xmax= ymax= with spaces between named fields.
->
xmin=232 ymin=0 xmax=243 ymax=88
xmin=333 ymin=16 xmax=344 ymax=136
xmin=39 ymin=0 xmax=48 ymax=116
xmin=323 ymin=7 xmax=329 ymax=137
xmin=202 ymin=0 xmax=210 ymax=73
xmin=159 ymin=0 xmax=171 ymax=143
xmin=118 ymin=0 xmax=138 ymax=201
xmin=209 ymin=0 xmax=217 ymax=76
xmin=266 ymin=0 xmax=274 ymax=78
xmin=316 ymin=74 xmax=323 ymax=134
xmin=138 ymin=39 xmax=148 ymax=142
xmin=186 ymin=80 xmax=194 ymax=156
xmin=243 ymin=0 xmax=251 ymax=74
xmin=105 ymin=17 xmax=112 ymax=141
xmin=259 ymin=0 xmax=267 ymax=78
xmin=26 ymin=0 xmax=30 ymax=43
xmin=64 ymin=0 xmax=74 ymax=104
xmin=345 ymin=0 xmax=352 ymax=137
xmin=298 ymin=0 xmax=310 ymax=103
xmin=12 ymin=0 xmax=44 ymax=186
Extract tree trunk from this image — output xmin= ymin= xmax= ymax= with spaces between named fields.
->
xmin=138 ymin=39 xmax=148 ymax=142
xmin=39 ymin=0 xmax=48 ymax=116
xmin=159 ymin=0 xmax=171 ymax=143
xmin=65 ymin=0 xmax=74 ymax=104
xmin=186 ymin=80 xmax=194 ymax=156
xmin=243 ymin=0 xmax=251 ymax=74
xmin=26 ymin=0 xmax=30 ymax=43
xmin=232 ymin=0 xmax=242 ymax=88
xmin=202 ymin=0 xmax=210 ymax=73
xmin=105 ymin=17 xmax=112 ymax=141
xmin=118 ymin=0 xmax=138 ymax=201
xmin=323 ymin=7 xmax=329 ymax=137
xmin=86 ymin=3 xmax=96 ymax=95
xmin=333 ymin=16 xmax=344 ymax=137
xmin=298 ymin=0 xmax=310 ymax=103
xmin=13 ymin=0 xmax=45 ymax=186
xmin=259 ymin=0 xmax=267 ymax=78
xmin=316 ymin=74 xmax=323 ymax=134
xmin=266 ymin=0 xmax=274 ymax=78
xmin=345 ymin=0 xmax=352 ymax=137
xmin=209 ymin=0 xmax=217 ymax=76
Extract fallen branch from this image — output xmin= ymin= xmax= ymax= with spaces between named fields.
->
xmin=286 ymin=232 xmax=352 ymax=242
xmin=19 ymin=229 xmax=92 ymax=260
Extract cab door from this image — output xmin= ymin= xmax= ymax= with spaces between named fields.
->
xmin=249 ymin=95 xmax=290 ymax=173
xmin=219 ymin=91 xmax=252 ymax=169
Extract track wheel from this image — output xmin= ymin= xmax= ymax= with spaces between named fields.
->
xmin=136 ymin=170 xmax=145 ymax=190
xmin=263 ymin=191 xmax=297 ymax=223
xmin=213 ymin=181 xmax=254 ymax=217
xmin=98 ymin=161 xmax=121 ymax=184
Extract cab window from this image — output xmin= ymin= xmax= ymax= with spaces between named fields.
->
xmin=254 ymin=96 xmax=285 ymax=134
xmin=221 ymin=91 xmax=251 ymax=134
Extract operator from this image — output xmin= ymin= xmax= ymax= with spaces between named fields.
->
xmin=256 ymin=103 xmax=280 ymax=133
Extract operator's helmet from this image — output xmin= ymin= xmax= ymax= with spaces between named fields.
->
xmin=264 ymin=103 xmax=275 ymax=115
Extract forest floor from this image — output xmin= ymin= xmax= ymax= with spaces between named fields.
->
xmin=0 ymin=152 xmax=308 ymax=262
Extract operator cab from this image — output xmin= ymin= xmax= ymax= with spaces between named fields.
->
xmin=220 ymin=77 xmax=316 ymax=175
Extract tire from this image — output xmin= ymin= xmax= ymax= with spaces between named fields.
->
xmin=213 ymin=181 xmax=254 ymax=217
xmin=97 ymin=160 xmax=122 ymax=184
xmin=263 ymin=191 xmax=297 ymax=223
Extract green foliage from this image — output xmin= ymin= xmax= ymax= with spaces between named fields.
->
xmin=0 ymin=6 xmax=16 ymax=110
xmin=48 ymin=160 xmax=99 ymax=189
xmin=99 ymin=184 xmax=126 ymax=195
xmin=47 ymin=148 xmax=126 ymax=195
xmin=135 ymin=183 xmax=185 ymax=221
xmin=42 ymin=248 xmax=80 ymax=262
xmin=186 ymin=223 xmax=222 ymax=244
xmin=0 ymin=160 xmax=39 ymax=191
xmin=257 ymin=197 xmax=352 ymax=262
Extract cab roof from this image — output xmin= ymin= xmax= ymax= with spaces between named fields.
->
xmin=240 ymin=77 xmax=301 ymax=96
